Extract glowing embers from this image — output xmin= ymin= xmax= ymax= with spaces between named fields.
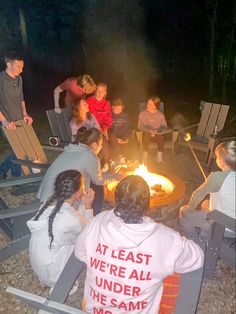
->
xmin=106 ymin=163 xmax=174 ymax=199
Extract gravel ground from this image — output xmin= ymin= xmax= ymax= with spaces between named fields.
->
xmin=0 ymin=139 xmax=235 ymax=313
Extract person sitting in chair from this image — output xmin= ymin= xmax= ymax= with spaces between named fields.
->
xmin=108 ymin=98 xmax=132 ymax=160
xmin=27 ymin=170 xmax=94 ymax=289
xmin=179 ymin=140 xmax=236 ymax=245
xmin=138 ymin=96 xmax=167 ymax=163
xmin=74 ymin=175 xmax=203 ymax=314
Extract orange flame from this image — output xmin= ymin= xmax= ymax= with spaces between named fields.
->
xmin=107 ymin=163 xmax=174 ymax=197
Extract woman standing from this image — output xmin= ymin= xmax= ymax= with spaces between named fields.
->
xmin=54 ymin=74 xmax=96 ymax=113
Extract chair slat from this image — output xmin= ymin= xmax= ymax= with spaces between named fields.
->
xmin=204 ymin=103 xmax=221 ymax=138
xmin=196 ymin=102 xmax=212 ymax=140
xmin=216 ymin=104 xmax=230 ymax=132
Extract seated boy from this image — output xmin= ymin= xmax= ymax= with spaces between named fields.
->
xmin=109 ymin=98 xmax=132 ymax=160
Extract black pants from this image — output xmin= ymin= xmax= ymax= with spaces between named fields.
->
xmin=90 ymin=182 xmax=105 ymax=216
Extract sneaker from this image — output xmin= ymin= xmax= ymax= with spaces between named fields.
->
xmin=101 ymin=163 xmax=109 ymax=173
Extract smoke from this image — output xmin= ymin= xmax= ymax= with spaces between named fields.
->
xmin=169 ymin=113 xmax=190 ymax=130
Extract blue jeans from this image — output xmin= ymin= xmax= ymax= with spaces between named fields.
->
xmin=90 ymin=182 xmax=104 ymax=216
xmin=0 ymin=153 xmax=21 ymax=177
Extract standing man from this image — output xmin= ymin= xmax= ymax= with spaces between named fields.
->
xmin=0 ymin=52 xmax=33 ymax=129
xmin=0 ymin=52 xmax=33 ymax=178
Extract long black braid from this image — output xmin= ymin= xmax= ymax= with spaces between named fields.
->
xmin=34 ymin=170 xmax=82 ymax=248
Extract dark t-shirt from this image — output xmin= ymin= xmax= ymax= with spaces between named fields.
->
xmin=109 ymin=111 xmax=132 ymax=139
xmin=0 ymin=71 xmax=24 ymax=121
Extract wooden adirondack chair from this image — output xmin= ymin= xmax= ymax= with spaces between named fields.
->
xmin=177 ymin=101 xmax=230 ymax=168
xmin=1 ymin=119 xmax=48 ymax=176
xmin=204 ymin=210 xmax=236 ymax=279
xmin=0 ymin=199 xmax=40 ymax=256
xmin=6 ymin=251 xmax=204 ymax=314
xmin=136 ymin=102 xmax=179 ymax=156
xmin=46 ymin=107 xmax=72 ymax=146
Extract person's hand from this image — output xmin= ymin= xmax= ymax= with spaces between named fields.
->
xmin=150 ymin=131 xmax=156 ymax=137
xmin=23 ymin=114 xmax=33 ymax=125
xmin=2 ymin=120 xmax=16 ymax=130
xmin=117 ymin=138 xmax=128 ymax=144
xmin=179 ymin=204 xmax=189 ymax=215
xmin=81 ymin=188 xmax=95 ymax=209
xmin=54 ymin=107 xmax=62 ymax=114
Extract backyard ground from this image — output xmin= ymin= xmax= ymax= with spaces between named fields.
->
xmin=0 ymin=104 xmax=235 ymax=313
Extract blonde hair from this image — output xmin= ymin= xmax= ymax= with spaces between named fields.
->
xmin=77 ymin=74 xmax=95 ymax=87
xmin=96 ymin=82 xmax=107 ymax=98
xmin=215 ymin=140 xmax=236 ymax=170
xmin=112 ymin=98 xmax=124 ymax=108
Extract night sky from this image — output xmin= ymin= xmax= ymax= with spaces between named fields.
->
xmin=0 ymin=0 xmax=235 ymax=110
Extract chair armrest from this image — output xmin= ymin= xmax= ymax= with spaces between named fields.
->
xmin=208 ymin=210 xmax=236 ymax=232
xmin=0 ymin=200 xmax=40 ymax=219
xmin=13 ymin=159 xmax=49 ymax=170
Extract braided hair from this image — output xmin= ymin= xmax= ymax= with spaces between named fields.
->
xmin=34 ymin=170 xmax=82 ymax=248
xmin=114 ymin=175 xmax=150 ymax=224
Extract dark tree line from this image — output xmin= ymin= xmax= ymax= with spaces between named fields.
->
xmin=0 ymin=0 xmax=235 ymax=106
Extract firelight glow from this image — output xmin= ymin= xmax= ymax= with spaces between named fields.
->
xmin=184 ymin=132 xmax=191 ymax=142
xmin=107 ymin=163 xmax=174 ymax=197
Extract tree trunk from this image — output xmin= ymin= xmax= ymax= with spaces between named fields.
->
xmin=208 ymin=1 xmax=218 ymax=98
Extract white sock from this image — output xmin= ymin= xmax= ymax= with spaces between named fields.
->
xmin=157 ymin=151 xmax=163 ymax=162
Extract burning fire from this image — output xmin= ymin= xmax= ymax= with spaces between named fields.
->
xmin=107 ymin=163 xmax=174 ymax=197
xmin=184 ymin=132 xmax=191 ymax=142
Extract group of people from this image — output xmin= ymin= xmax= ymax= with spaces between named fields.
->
xmin=0 ymin=53 xmax=235 ymax=313
xmin=54 ymin=74 xmax=168 ymax=170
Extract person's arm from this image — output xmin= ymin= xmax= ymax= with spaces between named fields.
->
xmin=54 ymin=85 xmax=63 ymax=113
xmin=174 ymin=235 xmax=204 ymax=274
xmin=21 ymin=101 xmax=33 ymax=125
xmin=86 ymin=153 xmax=105 ymax=186
xmin=181 ymin=172 xmax=227 ymax=212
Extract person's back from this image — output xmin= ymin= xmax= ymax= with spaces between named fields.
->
xmin=37 ymin=143 xmax=98 ymax=202
xmin=28 ymin=170 xmax=94 ymax=287
xmin=75 ymin=176 xmax=203 ymax=314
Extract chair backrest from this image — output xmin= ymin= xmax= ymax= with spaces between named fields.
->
xmin=46 ymin=108 xmax=72 ymax=143
xmin=1 ymin=120 xmax=47 ymax=175
xmin=195 ymin=101 xmax=230 ymax=143
xmin=139 ymin=101 xmax=164 ymax=113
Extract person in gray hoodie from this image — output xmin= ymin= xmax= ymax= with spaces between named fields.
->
xmin=37 ymin=127 xmax=107 ymax=215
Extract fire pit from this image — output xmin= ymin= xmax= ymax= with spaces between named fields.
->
xmin=105 ymin=163 xmax=186 ymax=225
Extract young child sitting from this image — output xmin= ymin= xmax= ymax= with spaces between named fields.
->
xmin=179 ymin=140 xmax=236 ymax=244
xmin=27 ymin=170 xmax=94 ymax=289
xmin=108 ymin=98 xmax=132 ymax=160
